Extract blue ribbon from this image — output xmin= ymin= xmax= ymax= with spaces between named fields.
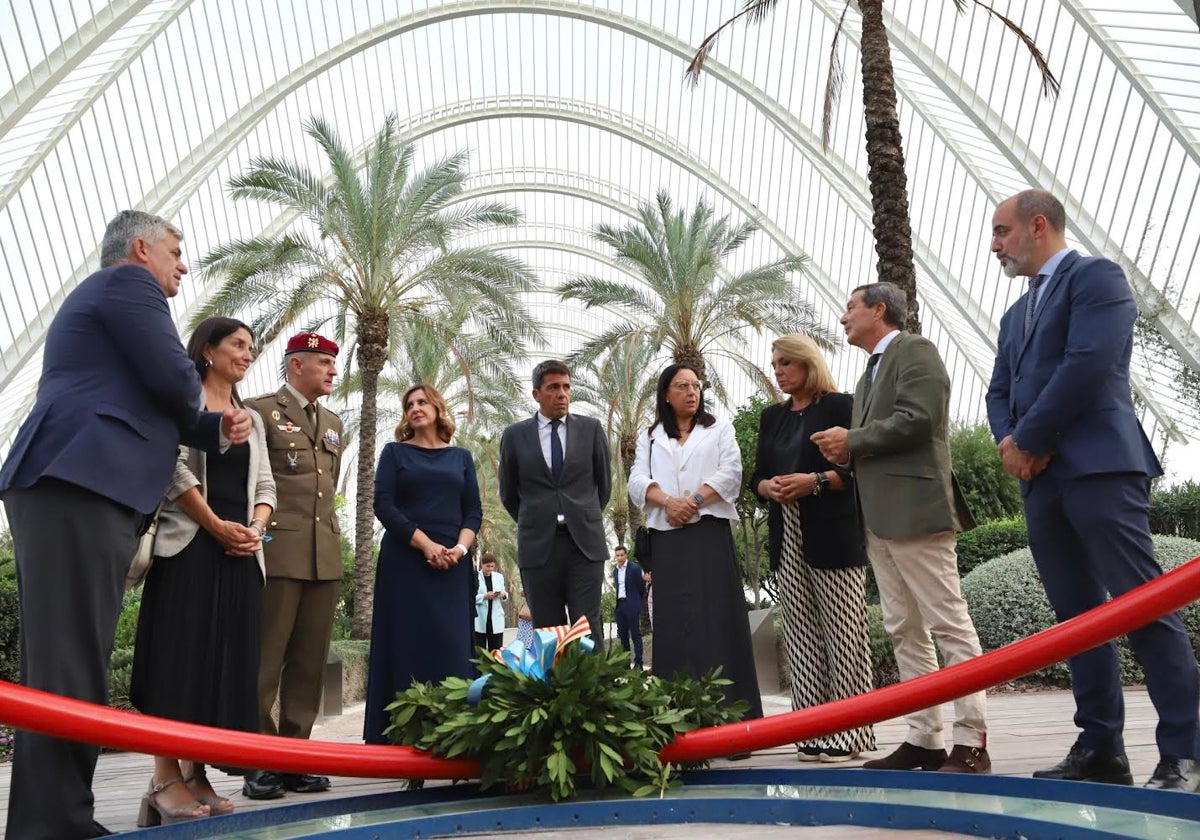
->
xmin=467 ymin=623 xmax=595 ymax=706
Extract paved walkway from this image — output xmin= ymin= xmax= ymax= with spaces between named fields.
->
xmin=0 ymin=687 xmax=1168 ymax=837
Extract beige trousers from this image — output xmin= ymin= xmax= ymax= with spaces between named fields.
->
xmin=866 ymin=528 xmax=987 ymax=749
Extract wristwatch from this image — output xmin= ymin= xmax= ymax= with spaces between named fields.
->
xmin=691 ymin=492 xmax=704 ymax=508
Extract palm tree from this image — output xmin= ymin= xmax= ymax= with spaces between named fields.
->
xmin=688 ymin=0 xmax=1059 ymax=333
xmin=572 ymin=336 xmax=661 ymax=543
xmin=197 ymin=114 xmax=540 ymax=639
xmin=560 ymin=190 xmax=830 ymax=406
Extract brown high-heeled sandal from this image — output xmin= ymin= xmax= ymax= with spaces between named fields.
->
xmin=183 ymin=765 xmax=235 ymax=816
xmin=136 ymin=776 xmax=210 ymax=827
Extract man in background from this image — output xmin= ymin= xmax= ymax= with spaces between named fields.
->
xmin=242 ymin=333 xmax=344 ymax=799
xmin=612 ymin=545 xmax=646 ymax=668
xmin=0 ymin=210 xmax=251 ymax=839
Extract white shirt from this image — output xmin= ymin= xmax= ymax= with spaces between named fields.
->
xmin=616 ymin=563 xmax=627 ymax=598
xmin=627 ymin=417 xmax=742 ymax=530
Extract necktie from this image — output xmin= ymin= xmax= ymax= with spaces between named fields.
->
xmin=305 ymin=402 xmax=318 ymax=432
xmin=1024 ymin=274 xmax=1046 ymax=337
xmin=863 ymin=353 xmax=881 ymax=396
xmin=550 ymin=418 xmax=564 ymax=479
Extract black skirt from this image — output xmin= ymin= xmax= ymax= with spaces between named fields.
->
xmin=130 ymin=443 xmax=261 ymax=732
xmin=649 ymin=516 xmax=763 ymax=719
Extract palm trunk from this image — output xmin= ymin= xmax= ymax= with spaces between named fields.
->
xmin=858 ymin=0 xmax=920 ymax=334
xmin=672 ymin=345 xmax=707 ymax=381
xmin=351 ymin=311 xmax=390 ymax=640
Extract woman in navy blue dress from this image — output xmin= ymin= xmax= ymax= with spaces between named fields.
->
xmin=364 ymin=383 xmax=482 ymax=744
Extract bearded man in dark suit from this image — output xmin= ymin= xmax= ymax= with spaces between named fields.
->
xmin=499 ymin=360 xmax=611 ymax=643
xmin=0 ymin=210 xmax=252 ymax=839
xmin=988 ymin=189 xmax=1199 ymax=792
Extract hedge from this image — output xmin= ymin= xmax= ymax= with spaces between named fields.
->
xmin=961 ymin=535 xmax=1200 ymax=686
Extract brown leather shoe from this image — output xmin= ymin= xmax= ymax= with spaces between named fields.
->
xmin=861 ymin=742 xmax=947 ymax=771
xmin=939 ymin=745 xmax=991 ymax=774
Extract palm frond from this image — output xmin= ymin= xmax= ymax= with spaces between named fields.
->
xmin=970 ymin=0 xmax=1060 ymax=99
xmin=822 ymin=2 xmax=851 ymax=150
xmin=685 ymin=0 xmax=780 ymax=85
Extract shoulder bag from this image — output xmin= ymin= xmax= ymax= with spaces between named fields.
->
xmin=125 ymin=503 xmax=164 ymax=591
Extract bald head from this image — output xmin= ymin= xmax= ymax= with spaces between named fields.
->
xmin=990 ymin=189 xmax=1069 ymax=279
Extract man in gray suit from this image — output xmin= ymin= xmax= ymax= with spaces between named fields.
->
xmin=813 ymin=281 xmax=988 ymax=774
xmin=499 ymin=360 xmax=612 ymax=643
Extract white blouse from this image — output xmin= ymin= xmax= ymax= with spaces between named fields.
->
xmin=627 ymin=418 xmax=742 ymax=530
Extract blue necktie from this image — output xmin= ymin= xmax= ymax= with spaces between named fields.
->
xmin=1025 ymin=274 xmax=1046 ymax=337
xmin=550 ymin=418 xmax=564 ymax=479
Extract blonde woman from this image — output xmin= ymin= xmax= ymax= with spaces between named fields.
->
xmin=364 ymin=384 xmax=482 ymax=744
xmin=749 ymin=334 xmax=875 ymax=762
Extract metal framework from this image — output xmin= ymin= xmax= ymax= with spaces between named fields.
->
xmin=1 ymin=0 xmax=1197 ymax=477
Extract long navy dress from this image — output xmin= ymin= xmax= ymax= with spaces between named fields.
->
xmin=364 ymin=441 xmax=482 ymax=744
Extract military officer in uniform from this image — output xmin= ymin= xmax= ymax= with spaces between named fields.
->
xmin=241 ymin=332 xmax=344 ymax=799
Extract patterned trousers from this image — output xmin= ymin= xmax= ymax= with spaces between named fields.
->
xmin=777 ymin=502 xmax=876 ymax=753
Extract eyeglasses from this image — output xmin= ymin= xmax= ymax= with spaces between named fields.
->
xmin=671 ymin=382 xmax=704 ymax=393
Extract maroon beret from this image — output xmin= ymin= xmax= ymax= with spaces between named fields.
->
xmin=284 ymin=332 xmax=339 ymax=357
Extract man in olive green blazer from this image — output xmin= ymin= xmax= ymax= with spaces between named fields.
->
xmin=813 ymin=281 xmax=986 ymax=775
xmin=241 ymin=332 xmax=344 ymax=799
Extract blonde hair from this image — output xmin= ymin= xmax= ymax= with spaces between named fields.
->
xmin=771 ymin=334 xmax=838 ymax=399
xmin=394 ymin=383 xmax=456 ymax=443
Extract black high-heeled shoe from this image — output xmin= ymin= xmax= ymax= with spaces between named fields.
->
xmin=136 ymin=776 xmax=209 ymax=827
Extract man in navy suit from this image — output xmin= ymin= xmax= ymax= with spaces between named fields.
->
xmin=499 ymin=360 xmax=611 ymax=644
xmin=0 ymin=210 xmax=253 ymax=838
xmin=611 ymin=545 xmax=645 ymax=668
xmin=987 ymin=189 xmax=1199 ymax=792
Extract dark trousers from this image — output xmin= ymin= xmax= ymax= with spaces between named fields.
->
xmin=1025 ymin=472 xmax=1200 ymax=759
xmin=520 ymin=528 xmax=603 ymax=645
xmin=5 ymin=480 xmax=142 ymax=840
xmin=474 ymin=631 xmax=503 ymax=651
xmin=615 ymin=598 xmax=644 ymax=666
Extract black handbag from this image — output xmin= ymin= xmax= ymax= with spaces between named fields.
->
xmin=633 ymin=437 xmax=654 ymax=570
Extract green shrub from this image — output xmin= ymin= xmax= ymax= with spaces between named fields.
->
xmin=950 ymin=423 xmax=1022 ymax=523
xmin=113 ymin=589 xmax=142 ymax=651
xmin=1150 ymin=481 xmax=1200 ymax=540
xmin=962 ymin=535 xmax=1200 ymax=686
xmin=867 ymin=604 xmax=898 ymax=688
xmin=0 ymin=578 xmax=19 ymax=683
xmin=108 ymin=647 xmax=135 ymax=710
xmin=955 ymin=517 xmax=1029 ymax=579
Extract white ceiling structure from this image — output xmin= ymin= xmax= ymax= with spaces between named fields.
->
xmin=1 ymin=0 xmax=1199 ymax=481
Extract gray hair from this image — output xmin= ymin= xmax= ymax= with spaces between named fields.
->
xmin=99 ymin=210 xmax=183 ymax=267
xmin=853 ymin=281 xmax=907 ymax=329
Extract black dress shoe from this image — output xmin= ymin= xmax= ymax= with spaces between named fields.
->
xmin=89 ymin=821 xmax=115 ymax=837
xmin=280 ymin=772 xmax=331 ymax=793
xmin=1143 ymin=758 xmax=1200 ymax=792
xmin=242 ymin=770 xmax=286 ymax=800
xmin=1032 ymin=743 xmax=1133 ymax=785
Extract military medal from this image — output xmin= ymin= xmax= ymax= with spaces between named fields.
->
xmin=287 ymin=452 xmax=299 ymax=471
xmin=324 ymin=428 xmax=340 ymax=447
xmin=271 ymin=410 xmax=281 ymax=421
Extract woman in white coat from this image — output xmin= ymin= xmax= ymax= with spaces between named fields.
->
xmin=474 ymin=552 xmax=508 ymax=651
xmin=628 ymin=363 xmax=762 ymax=723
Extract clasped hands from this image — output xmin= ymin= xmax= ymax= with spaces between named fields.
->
xmin=998 ymin=435 xmax=1053 ymax=481
xmin=663 ymin=494 xmax=699 ymax=528
xmin=759 ymin=472 xmax=818 ymax=503
xmin=421 ymin=542 xmax=465 ymax=570
xmin=214 ymin=519 xmax=262 ymax=556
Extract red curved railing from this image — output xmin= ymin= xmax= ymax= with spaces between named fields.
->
xmin=1 ymin=555 xmax=1197 ymax=776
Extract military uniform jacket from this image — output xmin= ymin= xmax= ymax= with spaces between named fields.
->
xmin=246 ymin=387 xmax=344 ymax=580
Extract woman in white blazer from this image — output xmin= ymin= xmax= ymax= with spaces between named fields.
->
xmin=628 ymin=363 xmax=763 ymax=727
xmin=130 ymin=318 xmax=276 ymax=826
xmin=474 ymin=552 xmax=508 ymax=651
